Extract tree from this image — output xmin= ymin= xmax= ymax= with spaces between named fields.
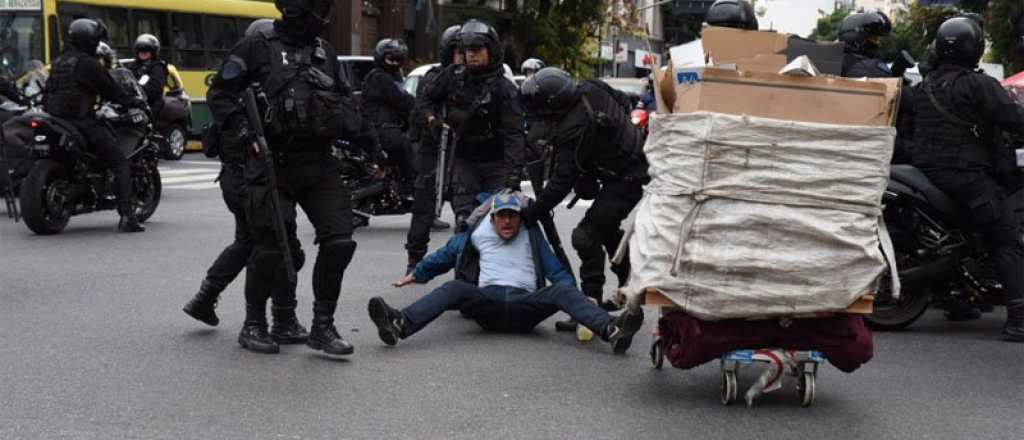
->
xmin=508 ymin=1 xmax=607 ymax=78
xmin=879 ymin=3 xmax=960 ymax=63
xmin=986 ymin=0 xmax=1024 ymax=74
xmin=809 ymin=7 xmax=851 ymax=42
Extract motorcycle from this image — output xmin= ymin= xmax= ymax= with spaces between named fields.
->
xmin=868 ymin=164 xmax=1022 ymax=330
xmin=15 ymin=68 xmax=161 ymax=235
xmin=335 ymin=140 xmax=412 ymax=229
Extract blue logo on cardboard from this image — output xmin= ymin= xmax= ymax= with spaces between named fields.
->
xmin=676 ymin=71 xmax=701 ymax=85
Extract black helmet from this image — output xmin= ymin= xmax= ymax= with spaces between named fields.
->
xmin=439 ymin=25 xmax=461 ymax=66
xmin=705 ymin=0 xmax=759 ymax=30
xmin=274 ymin=0 xmax=334 ymax=25
xmin=67 ymin=18 xmax=108 ymax=54
xmin=460 ymin=19 xmax=502 ymax=69
xmin=520 ymin=67 xmax=576 ymax=116
xmin=521 ymin=58 xmax=545 ymax=76
xmin=245 ymin=18 xmax=275 ymax=38
xmin=838 ymin=11 xmax=892 ymax=55
xmin=934 ymin=16 xmax=985 ymax=68
xmin=134 ymin=34 xmax=160 ymax=57
xmin=373 ymin=38 xmax=408 ymax=66
xmin=96 ymin=42 xmax=116 ymax=67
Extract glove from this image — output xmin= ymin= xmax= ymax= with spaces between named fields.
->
xmin=504 ymin=173 xmax=522 ymax=192
xmin=129 ymin=96 xmax=148 ymax=109
xmin=520 ymin=203 xmax=541 ymax=228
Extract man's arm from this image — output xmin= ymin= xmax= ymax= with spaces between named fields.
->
xmin=368 ymin=70 xmax=415 ymax=121
xmin=207 ymin=38 xmax=260 ymax=132
xmin=497 ymin=82 xmax=526 ymax=189
xmin=410 ymin=233 xmax=467 ymax=283
xmin=77 ymin=57 xmax=133 ymax=106
xmin=971 ymin=75 xmax=1024 ymax=136
xmin=531 ymin=122 xmax=584 ymax=215
xmin=537 ymin=231 xmax=575 ymax=287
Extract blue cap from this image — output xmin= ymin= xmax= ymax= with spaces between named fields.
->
xmin=491 ymin=194 xmax=521 ymax=213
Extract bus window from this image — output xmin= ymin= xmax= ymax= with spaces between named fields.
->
xmin=171 ymin=13 xmax=205 ymax=69
xmin=132 ymin=10 xmax=169 ymax=60
xmin=205 ymin=15 xmax=239 ymax=69
xmin=0 ymin=11 xmax=45 ymax=81
xmin=57 ymin=4 xmax=129 ymax=55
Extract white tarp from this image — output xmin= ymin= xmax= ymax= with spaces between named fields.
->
xmin=619 ymin=112 xmax=897 ymax=320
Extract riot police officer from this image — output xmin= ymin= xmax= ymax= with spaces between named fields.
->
xmin=127 ymin=34 xmax=168 ymax=119
xmin=424 ymin=19 xmax=526 ymax=231
xmin=362 ymin=38 xmax=416 ymax=186
xmin=207 ymin=0 xmax=359 ymax=355
xmin=404 ymin=25 xmax=461 ymax=272
xmin=520 ymin=58 xmax=544 ymax=78
xmin=43 ymin=19 xmax=145 ymax=232
xmin=838 ymin=11 xmax=893 ymax=78
xmin=911 ymin=17 xmax=1024 ymax=342
xmin=704 ymin=0 xmax=759 ymax=30
xmin=95 ymin=42 xmax=116 ymax=69
xmin=519 ymin=68 xmax=648 ymax=330
xmin=181 ymin=18 xmax=308 ymax=344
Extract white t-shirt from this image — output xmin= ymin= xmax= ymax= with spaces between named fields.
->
xmin=471 ymin=220 xmax=537 ymax=291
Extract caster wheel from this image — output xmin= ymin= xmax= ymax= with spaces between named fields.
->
xmin=798 ymin=372 xmax=816 ymax=407
xmin=721 ymin=370 xmax=738 ymax=405
xmin=650 ymin=340 xmax=664 ymax=370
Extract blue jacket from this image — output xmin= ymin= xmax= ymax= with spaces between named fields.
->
xmin=412 ymin=217 xmax=574 ymax=290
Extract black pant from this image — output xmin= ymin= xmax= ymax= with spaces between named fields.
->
xmin=405 ymin=140 xmax=439 ymax=253
xmin=924 ymin=168 xmax=1024 ymax=305
xmin=573 ymin=178 xmax=644 ymax=302
xmin=245 ymin=156 xmax=354 ymax=309
xmin=202 ymin=165 xmax=298 ymax=306
xmin=73 ymin=118 xmax=131 ymax=208
xmin=451 ymin=157 xmax=506 ymax=223
xmin=378 ymin=126 xmax=416 ymax=185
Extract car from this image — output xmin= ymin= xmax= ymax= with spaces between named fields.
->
xmin=117 ymin=59 xmax=192 ymax=160
xmin=337 ymin=56 xmax=376 ymax=94
xmin=599 ymin=77 xmax=647 ymax=97
xmin=403 ymin=63 xmax=518 ymax=95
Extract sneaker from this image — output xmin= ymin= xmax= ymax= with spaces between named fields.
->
xmin=368 ymin=296 xmax=405 ymax=346
xmin=606 ymin=307 xmax=644 ymax=355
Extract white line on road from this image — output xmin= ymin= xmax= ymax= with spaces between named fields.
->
xmin=162 ymin=174 xmax=219 ymax=184
xmin=164 ymin=182 xmax=220 ymax=190
xmin=157 ymin=168 xmax=221 ymax=176
xmin=173 ymin=160 xmax=222 ymax=167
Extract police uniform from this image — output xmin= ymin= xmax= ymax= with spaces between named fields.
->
xmin=361 ymin=65 xmax=415 ymax=182
xmin=912 ymin=63 xmax=1024 ymax=332
xmin=207 ymin=20 xmax=358 ymax=354
xmin=404 ymin=64 xmax=449 ymax=264
xmin=127 ymin=59 xmax=168 ymax=118
xmin=525 ymin=80 xmax=648 ymax=304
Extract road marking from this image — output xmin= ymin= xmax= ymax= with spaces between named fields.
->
xmin=162 ymin=174 xmax=218 ymax=184
xmin=157 ymin=168 xmax=220 ymax=176
xmin=175 ymin=160 xmax=222 ymax=167
xmin=165 ymin=182 xmax=220 ymax=190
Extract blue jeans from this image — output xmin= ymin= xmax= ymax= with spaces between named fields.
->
xmin=402 ymin=280 xmax=612 ymax=336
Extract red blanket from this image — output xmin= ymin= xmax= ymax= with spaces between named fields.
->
xmin=658 ymin=312 xmax=873 ymax=373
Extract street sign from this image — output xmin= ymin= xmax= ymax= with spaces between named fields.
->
xmin=600 ymin=43 xmax=614 ymax=61
xmin=634 ymin=49 xmax=662 ymax=69
xmin=615 ymin=42 xmax=629 ymax=63
xmin=0 ymin=0 xmax=41 ymax=10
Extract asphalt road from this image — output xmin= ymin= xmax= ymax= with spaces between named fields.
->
xmin=1 ymin=156 xmax=1022 ymax=440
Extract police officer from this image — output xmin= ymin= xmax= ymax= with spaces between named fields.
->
xmin=911 ymin=17 xmax=1024 ymax=342
xmin=127 ymin=34 xmax=168 ymax=119
xmin=404 ymin=25 xmax=462 ymax=272
xmin=520 ymin=58 xmax=544 ymax=78
xmin=704 ymin=0 xmax=759 ymax=30
xmin=181 ymin=18 xmax=309 ymax=346
xmin=207 ymin=0 xmax=359 ymax=355
xmin=95 ymin=42 xmax=116 ymax=69
xmin=362 ymin=38 xmax=416 ymax=187
xmin=43 ymin=19 xmax=145 ymax=232
xmin=519 ymin=68 xmax=648 ymax=331
xmin=838 ymin=11 xmax=892 ymax=78
xmin=424 ymin=19 xmax=526 ymax=231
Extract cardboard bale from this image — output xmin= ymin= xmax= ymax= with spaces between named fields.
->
xmin=701 ymin=26 xmax=789 ymax=65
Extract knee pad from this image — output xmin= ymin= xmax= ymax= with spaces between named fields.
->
xmin=572 ymin=225 xmax=601 ymax=257
xmin=319 ymin=237 xmax=357 ymax=270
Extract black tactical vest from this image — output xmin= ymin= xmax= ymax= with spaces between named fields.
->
xmin=912 ymin=68 xmax=990 ymax=169
xmin=573 ymin=82 xmax=646 ymax=180
xmin=446 ymin=69 xmax=503 ymax=153
xmin=43 ymin=52 xmax=94 ymax=119
xmin=258 ymin=28 xmax=344 ymax=147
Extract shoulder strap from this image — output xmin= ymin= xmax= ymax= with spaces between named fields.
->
xmin=922 ymin=73 xmax=981 ymax=138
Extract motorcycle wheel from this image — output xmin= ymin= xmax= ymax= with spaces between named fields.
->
xmin=162 ymin=124 xmax=186 ymax=161
xmin=865 ymin=249 xmax=934 ymax=331
xmin=133 ymin=161 xmax=161 ymax=222
xmin=19 ymin=159 xmax=71 ymax=235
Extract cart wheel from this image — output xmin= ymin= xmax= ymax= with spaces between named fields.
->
xmin=649 ymin=340 xmax=664 ymax=369
xmin=798 ymin=372 xmax=816 ymax=407
xmin=721 ymin=370 xmax=738 ymax=405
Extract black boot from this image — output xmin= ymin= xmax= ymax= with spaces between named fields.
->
xmin=604 ymin=306 xmax=644 ymax=355
xmin=307 ymin=302 xmax=354 ymax=355
xmin=182 ymin=280 xmax=220 ymax=326
xmin=270 ymin=305 xmax=309 ymax=344
xmin=406 ymin=249 xmax=427 ymax=275
xmin=237 ymin=304 xmax=278 ymax=353
xmin=117 ymin=202 xmax=145 ymax=233
xmin=431 ymin=218 xmax=450 ymax=231
xmin=1003 ymin=300 xmax=1024 ymax=342
xmin=368 ymin=296 xmax=406 ymax=346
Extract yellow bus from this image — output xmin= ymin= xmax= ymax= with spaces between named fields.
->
xmin=1 ymin=0 xmax=279 ymax=144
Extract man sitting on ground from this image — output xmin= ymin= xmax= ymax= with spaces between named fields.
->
xmin=367 ymin=192 xmax=644 ymax=353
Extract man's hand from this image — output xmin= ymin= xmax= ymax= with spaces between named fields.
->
xmin=392 ymin=274 xmax=416 ymax=288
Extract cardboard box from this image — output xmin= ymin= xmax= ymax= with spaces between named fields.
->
xmin=701 ymin=26 xmax=789 ymax=65
xmin=656 ymin=65 xmax=901 ymax=126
